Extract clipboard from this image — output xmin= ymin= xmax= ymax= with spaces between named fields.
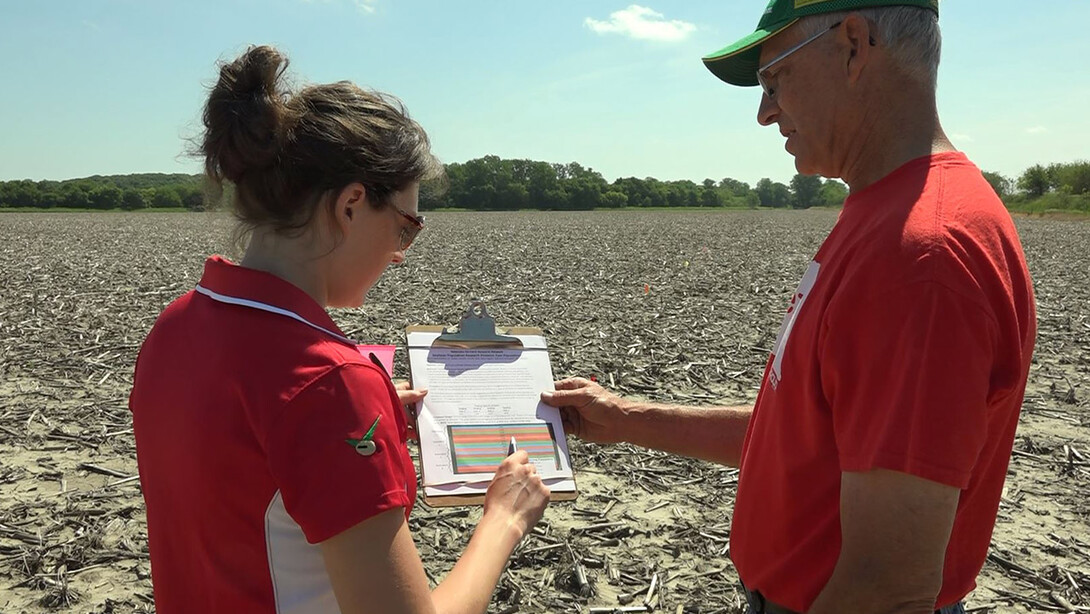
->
xmin=406 ymin=300 xmax=578 ymax=506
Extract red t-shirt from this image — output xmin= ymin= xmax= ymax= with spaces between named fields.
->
xmin=730 ymin=153 xmax=1036 ymax=611
xmin=129 ymin=256 xmax=417 ymax=614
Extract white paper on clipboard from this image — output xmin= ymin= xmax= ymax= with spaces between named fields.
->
xmin=406 ymin=330 xmax=576 ymax=499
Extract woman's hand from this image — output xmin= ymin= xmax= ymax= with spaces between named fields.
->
xmin=393 ymin=381 xmax=426 ymax=441
xmin=482 ymin=451 xmax=550 ymax=540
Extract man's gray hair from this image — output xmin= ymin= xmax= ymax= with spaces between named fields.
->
xmin=799 ymin=6 xmax=941 ymax=89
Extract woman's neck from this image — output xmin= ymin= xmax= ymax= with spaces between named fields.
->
xmin=240 ymin=228 xmax=330 ymax=307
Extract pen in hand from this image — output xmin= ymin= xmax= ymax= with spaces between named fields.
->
xmin=508 ymin=436 xmax=518 ymax=456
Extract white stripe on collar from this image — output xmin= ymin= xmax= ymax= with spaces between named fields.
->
xmin=195 ymin=284 xmax=357 ymax=346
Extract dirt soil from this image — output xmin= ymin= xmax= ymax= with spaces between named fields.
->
xmin=1 ymin=210 xmax=1087 ymax=613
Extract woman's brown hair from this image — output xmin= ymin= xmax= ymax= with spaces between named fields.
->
xmin=200 ymin=45 xmax=441 ymax=235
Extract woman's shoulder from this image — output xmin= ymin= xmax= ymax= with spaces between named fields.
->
xmin=257 ymin=334 xmax=385 ymax=402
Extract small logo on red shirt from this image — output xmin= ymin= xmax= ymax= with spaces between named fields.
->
xmin=346 ymin=415 xmax=381 ymax=456
xmin=770 ymin=262 xmax=821 ymax=390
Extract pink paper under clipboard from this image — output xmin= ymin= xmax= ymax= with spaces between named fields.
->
xmin=357 ymin=344 xmax=396 ymax=375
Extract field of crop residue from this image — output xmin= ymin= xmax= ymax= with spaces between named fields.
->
xmin=1 ymin=210 xmax=1087 ymax=613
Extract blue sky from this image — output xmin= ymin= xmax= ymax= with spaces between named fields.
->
xmin=1 ymin=0 xmax=1087 ymax=187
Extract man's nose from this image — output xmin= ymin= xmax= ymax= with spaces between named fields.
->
xmin=757 ymin=92 xmax=779 ymax=127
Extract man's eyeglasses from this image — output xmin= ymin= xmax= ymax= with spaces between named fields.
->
xmin=757 ymin=21 xmax=842 ymax=100
xmin=391 ymin=204 xmax=424 ymax=251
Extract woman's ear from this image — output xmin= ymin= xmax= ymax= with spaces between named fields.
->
xmin=335 ymin=183 xmax=368 ymax=225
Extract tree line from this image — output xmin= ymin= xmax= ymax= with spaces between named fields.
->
xmin=981 ymin=162 xmax=1090 ymax=213
xmin=0 ymin=174 xmax=205 ymax=210
xmin=2 ymin=158 xmax=1088 ymax=213
xmin=418 ymin=156 xmax=848 ymax=211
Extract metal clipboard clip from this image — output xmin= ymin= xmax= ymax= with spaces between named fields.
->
xmin=431 ymin=300 xmax=523 ymax=349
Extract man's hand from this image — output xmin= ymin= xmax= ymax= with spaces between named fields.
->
xmin=393 ymin=381 xmax=426 ymax=441
xmin=543 ymin=378 xmax=752 ymax=466
xmin=540 ymin=377 xmax=631 ymax=444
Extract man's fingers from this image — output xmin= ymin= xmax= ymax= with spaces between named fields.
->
xmin=540 ymin=389 xmax=567 ymax=406
xmin=394 ymin=380 xmax=411 ymax=391
xmin=541 ymin=387 xmax=592 ymax=407
xmin=553 ymin=377 xmax=594 ymax=391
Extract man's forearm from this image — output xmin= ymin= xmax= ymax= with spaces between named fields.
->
xmin=617 ymin=402 xmax=752 ymax=467
xmin=806 ymin=469 xmax=954 ymax=614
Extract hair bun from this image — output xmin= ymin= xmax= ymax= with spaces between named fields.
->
xmin=201 ymin=45 xmax=289 ymax=184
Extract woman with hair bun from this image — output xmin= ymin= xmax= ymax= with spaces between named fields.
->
xmin=129 ymin=45 xmax=549 ymax=614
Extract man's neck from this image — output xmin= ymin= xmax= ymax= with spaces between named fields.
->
xmin=840 ymin=91 xmax=955 ymax=193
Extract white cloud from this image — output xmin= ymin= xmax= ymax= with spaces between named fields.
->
xmin=1025 ymin=125 xmax=1048 ymax=135
xmin=585 ymin=5 xmax=696 ymax=43
xmin=353 ymin=0 xmax=377 ymax=13
xmin=301 ymin=0 xmax=377 ymax=15
xmin=950 ymin=133 xmax=974 ymax=143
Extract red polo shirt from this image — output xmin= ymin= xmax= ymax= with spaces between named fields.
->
xmin=730 ymin=153 xmax=1036 ymax=611
xmin=129 ymin=256 xmax=416 ymax=614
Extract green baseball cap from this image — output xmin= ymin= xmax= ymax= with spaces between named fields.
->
xmin=702 ymin=0 xmax=938 ymax=86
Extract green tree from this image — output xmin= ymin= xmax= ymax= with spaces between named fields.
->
xmin=661 ymin=180 xmax=698 ymax=208
xmin=1018 ymin=164 xmax=1050 ymax=197
xmin=718 ymin=177 xmax=751 ymax=197
xmin=442 ymin=162 xmax=468 ymax=209
xmin=522 ymin=161 xmax=561 ymax=207
xmin=715 ymin=177 xmax=754 ymax=208
xmin=790 ymin=174 xmax=823 ymax=209
xmin=612 ymin=177 xmax=654 ymax=208
xmin=1046 ymin=161 xmax=1090 ymax=195
xmin=468 ymin=183 xmax=499 ymax=210
xmin=151 ymin=187 xmax=183 ymax=208
xmin=121 ymin=188 xmax=148 ymax=210
xmin=982 ymin=171 xmax=1012 ymax=199
xmin=756 ymin=178 xmax=791 ymax=208
xmin=542 ymin=187 xmax=570 ymax=210
xmin=35 ymin=181 xmax=61 ymax=208
xmin=418 ymin=176 xmax=448 ymax=210
xmin=567 ymin=177 xmax=603 ymax=209
xmin=177 ymin=186 xmax=205 ymax=210
xmin=819 ymin=179 xmax=849 ymax=206
xmin=600 ymin=190 xmax=628 ymax=209
xmin=462 ymin=157 xmax=500 ymax=209
xmin=560 ymin=162 xmax=607 ymax=210
xmin=90 ymin=185 xmax=123 ymax=210
xmin=498 ymin=182 xmax=529 ymax=210
xmin=1 ymin=180 xmax=40 ymax=207
xmin=60 ymin=184 xmax=91 ymax=209
xmin=701 ymin=185 xmax=721 ymax=207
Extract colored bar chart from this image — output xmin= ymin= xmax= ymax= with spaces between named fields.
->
xmin=448 ymin=423 xmax=560 ymax=474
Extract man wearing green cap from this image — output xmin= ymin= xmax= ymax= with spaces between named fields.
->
xmin=543 ymin=1 xmax=1037 ymax=613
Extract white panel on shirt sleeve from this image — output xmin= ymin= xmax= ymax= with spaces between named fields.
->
xmin=769 ymin=261 xmax=821 ymax=389
xmin=265 ymin=491 xmax=340 ymax=614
